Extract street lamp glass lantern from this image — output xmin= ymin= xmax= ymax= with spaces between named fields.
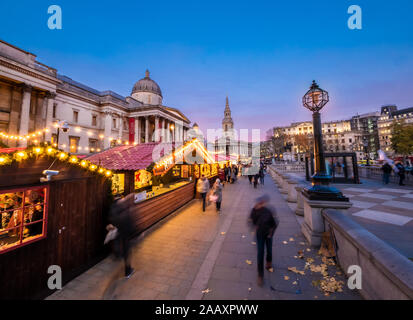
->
xmin=302 ymin=80 xmax=329 ymax=112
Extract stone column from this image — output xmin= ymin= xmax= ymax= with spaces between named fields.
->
xmin=161 ymin=118 xmax=165 ymax=142
xmin=134 ymin=116 xmax=140 ymax=144
xmin=301 ymin=197 xmax=352 ymax=246
xmin=145 ymin=116 xmax=149 ymax=143
xmin=44 ymin=92 xmax=56 ymax=142
xmin=104 ymin=112 xmax=112 ymax=149
xmin=18 ymin=84 xmax=32 ymax=147
xmin=154 ymin=116 xmax=159 ymax=142
xmin=118 ymin=115 xmax=123 ymax=142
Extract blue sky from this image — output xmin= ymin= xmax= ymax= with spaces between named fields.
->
xmin=1 ymin=0 xmax=413 ymax=138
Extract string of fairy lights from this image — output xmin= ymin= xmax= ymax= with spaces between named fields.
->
xmin=0 ymin=144 xmax=113 ymax=177
xmin=0 ymin=123 xmax=135 ymax=153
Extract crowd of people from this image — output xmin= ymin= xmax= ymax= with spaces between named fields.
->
xmin=381 ymin=161 xmax=412 ymax=186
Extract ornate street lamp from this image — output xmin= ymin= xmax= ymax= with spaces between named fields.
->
xmin=302 ymin=81 xmax=347 ymax=201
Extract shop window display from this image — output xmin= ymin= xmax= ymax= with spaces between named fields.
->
xmin=0 ymin=187 xmax=48 ymax=254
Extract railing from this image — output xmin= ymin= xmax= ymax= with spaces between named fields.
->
xmin=271 ymin=162 xmax=305 ymax=172
xmin=358 ymin=166 xmax=413 ymax=186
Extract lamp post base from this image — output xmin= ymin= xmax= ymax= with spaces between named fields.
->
xmin=303 ymin=184 xmax=349 ymax=202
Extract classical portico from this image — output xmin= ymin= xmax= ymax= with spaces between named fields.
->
xmin=0 ymin=40 xmax=191 ymax=153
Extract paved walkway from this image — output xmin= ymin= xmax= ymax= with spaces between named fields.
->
xmin=286 ymin=171 xmax=413 ymax=260
xmin=47 ymin=174 xmax=361 ymax=300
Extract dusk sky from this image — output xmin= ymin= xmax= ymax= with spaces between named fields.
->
xmin=1 ymin=0 xmax=413 ymax=139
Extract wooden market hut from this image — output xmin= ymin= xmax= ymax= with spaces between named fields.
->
xmin=0 ymin=146 xmax=112 ymax=299
xmin=86 ymin=139 xmax=218 ymax=235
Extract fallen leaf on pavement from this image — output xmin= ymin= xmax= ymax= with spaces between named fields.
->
xmin=306 ymin=248 xmax=311 ymax=252
xmin=289 ymin=237 xmax=295 ymax=242
xmin=306 ymin=258 xmax=314 ymax=264
xmin=220 ymin=232 xmax=226 ymax=235
xmin=202 ymin=288 xmax=211 ymax=294
xmin=251 ymin=242 xmax=256 ymax=245
xmin=282 ymin=241 xmax=288 ymax=244
xmin=268 ymin=267 xmax=274 ymax=273
xmin=245 ymin=260 xmax=253 ymax=265
xmin=288 ymin=267 xmax=305 ymax=275
xmin=299 ymin=242 xmax=306 ymax=245
xmin=284 ymin=276 xmax=290 ymax=281
xmin=292 ymin=281 xmax=297 ymax=285
xmin=248 ymin=287 xmax=252 ymax=291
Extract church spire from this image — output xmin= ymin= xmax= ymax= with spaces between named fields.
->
xmin=145 ymin=69 xmax=150 ymax=78
xmin=222 ymin=96 xmax=234 ymax=132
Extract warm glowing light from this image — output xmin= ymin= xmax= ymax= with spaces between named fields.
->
xmin=47 ymin=148 xmax=53 ymax=154
xmin=75 ymin=127 xmax=81 ymax=132
xmin=58 ymin=152 xmax=67 ymax=160
xmin=80 ymin=160 xmax=87 ymax=167
xmin=90 ymin=165 xmax=97 ymax=171
xmin=105 ymin=170 xmax=112 ymax=176
xmin=34 ymin=147 xmax=42 ymax=154
xmin=98 ymin=168 xmax=104 ymax=173
xmin=17 ymin=152 xmax=26 ymax=158
xmin=0 ymin=157 xmax=5 ymax=163
xmin=97 ymin=148 xmax=101 ymax=152
xmin=70 ymin=156 xmax=78 ymax=163
xmin=99 ymin=134 xmax=104 ymax=139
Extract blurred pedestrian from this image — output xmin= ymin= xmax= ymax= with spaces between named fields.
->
xmin=253 ymin=173 xmax=259 ymax=188
xmin=108 ymin=194 xmax=136 ymax=278
xmin=381 ymin=162 xmax=392 ymax=185
xmin=197 ymin=175 xmax=210 ymax=212
xmin=249 ymin=194 xmax=278 ymax=286
xmin=396 ymin=162 xmax=406 ymax=186
xmin=211 ymin=178 xmax=223 ymax=213
xmin=259 ymin=166 xmax=265 ymax=186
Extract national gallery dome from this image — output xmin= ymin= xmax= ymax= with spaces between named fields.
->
xmin=131 ymin=70 xmax=163 ymax=105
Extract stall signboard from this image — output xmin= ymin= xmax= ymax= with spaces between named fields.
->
xmin=211 ymin=163 xmax=218 ymax=177
xmin=135 ymin=170 xmax=152 ymax=190
xmin=172 ymin=165 xmax=181 ymax=177
xmin=194 ymin=165 xmax=200 ymax=178
xmin=112 ymin=173 xmax=125 ymax=195
xmin=200 ymin=164 xmax=211 ymax=177
xmin=181 ymin=165 xmax=189 ymax=178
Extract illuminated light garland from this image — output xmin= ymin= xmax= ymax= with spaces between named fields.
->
xmin=0 ymin=144 xmax=112 ymax=178
xmin=0 ymin=125 xmax=131 ymax=147
xmin=153 ymin=139 xmax=215 ymax=175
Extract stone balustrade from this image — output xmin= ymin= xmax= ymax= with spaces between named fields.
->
xmin=323 ymin=209 xmax=413 ymax=300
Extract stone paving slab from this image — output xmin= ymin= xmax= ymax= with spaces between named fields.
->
xmin=47 ymin=174 xmax=361 ymax=300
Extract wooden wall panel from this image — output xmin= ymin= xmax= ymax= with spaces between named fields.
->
xmin=0 ymin=159 xmax=111 ymax=299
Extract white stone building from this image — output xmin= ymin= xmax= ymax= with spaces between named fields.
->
xmin=0 ymin=40 xmax=191 ymax=154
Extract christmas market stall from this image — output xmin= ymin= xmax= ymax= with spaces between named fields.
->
xmin=0 ymin=145 xmax=113 ymax=299
xmin=87 ymin=138 xmax=217 ymax=233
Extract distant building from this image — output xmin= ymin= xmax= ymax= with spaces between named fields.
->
xmin=208 ymin=97 xmax=251 ymax=163
xmin=350 ymin=111 xmax=381 ymax=159
xmin=378 ymin=105 xmax=413 ymax=156
xmin=273 ymin=119 xmax=364 ymax=161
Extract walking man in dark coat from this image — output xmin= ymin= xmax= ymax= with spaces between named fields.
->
xmin=249 ymin=194 xmax=278 ymax=286
xmin=108 ymin=194 xmax=136 ymax=278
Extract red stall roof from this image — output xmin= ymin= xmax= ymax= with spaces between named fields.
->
xmin=0 ymin=147 xmax=24 ymax=154
xmin=86 ymin=142 xmax=171 ymax=171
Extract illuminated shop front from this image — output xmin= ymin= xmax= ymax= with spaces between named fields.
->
xmin=0 ymin=186 xmax=48 ymax=254
xmin=0 ymin=145 xmax=112 ymax=299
